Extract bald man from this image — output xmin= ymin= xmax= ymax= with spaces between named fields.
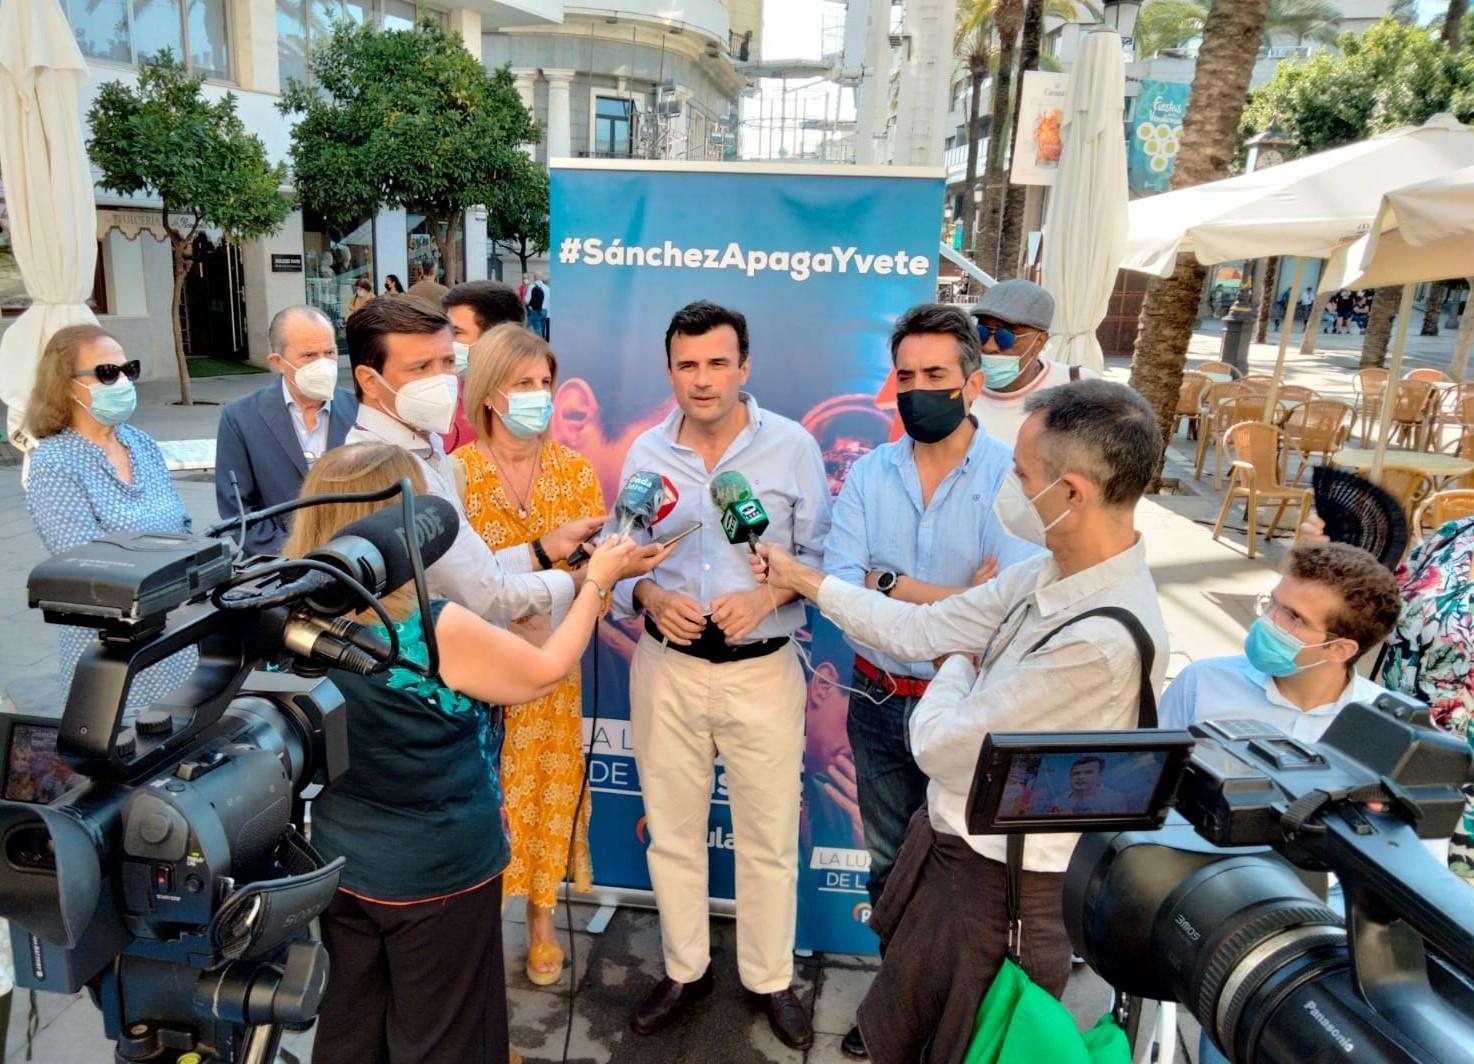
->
xmin=215 ymin=305 xmax=359 ymax=554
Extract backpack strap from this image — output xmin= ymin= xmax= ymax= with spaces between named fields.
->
xmin=1069 ymin=364 xmax=1082 ymax=382
xmin=1024 ymin=605 xmax=1158 ymax=728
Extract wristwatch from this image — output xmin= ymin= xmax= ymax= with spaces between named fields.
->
xmin=875 ymin=570 xmax=899 ymax=597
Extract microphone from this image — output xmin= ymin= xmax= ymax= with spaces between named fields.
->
xmin=295 ymin=495 xmax=460 ymax=615
xmin=710 ymin=471 xmax=769 ymax=554
xmin=567 ymin=471 xmax=678 ymax=566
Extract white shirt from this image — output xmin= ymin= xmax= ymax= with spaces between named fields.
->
xmin=281 ymin=377 xmax=330 ymax=462
xmin=817 ymin=536 xmax=1168 ymax=871
xmin=969 ymin=360 xmax=1098 ymax=449
xmin=1159 ymin=656 xmax=1392 ymax=743
xmin=346 ymin=404 xmax=573 ymax=624
xmin=612 ymin=394 xmax=832 ymax=641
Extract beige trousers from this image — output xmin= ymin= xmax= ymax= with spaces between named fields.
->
xmin=629 ymin=633 xmax=805 ymax=994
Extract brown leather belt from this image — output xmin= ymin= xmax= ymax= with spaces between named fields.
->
xmin=854 ymin=655 xmax=930 ymax=699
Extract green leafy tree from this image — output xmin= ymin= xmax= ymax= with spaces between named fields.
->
xmin=488 ymin=154 xmax=550 ymax=276
xmin=1133 ymin=0 xmax=1342 ymax=61
xmin=1241 ymin=19 xmax=1474 ymax=360
xmin=954 ymin=0 xmax=999 ymax=263
xmin=87 ymin=52 xmax=291 ymax=405
xmin=280 ymin=17 xmax=538 ymax=288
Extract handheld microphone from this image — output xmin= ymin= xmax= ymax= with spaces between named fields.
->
xmin=295 ymin=495 xmax=460 ymax=615
xmin=567 ymin=472 xmax=678 ymax=566
xmin=710 ymin=471 xmax=769 ymax=554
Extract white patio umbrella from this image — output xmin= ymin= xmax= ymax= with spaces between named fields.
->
xmin=1320 ymin=164 xmax=1474 ymax=293
xmin=1040 ymin=26 xmax=1127 ymax=372
xmin=0 ymin=0 xmax=99 ymax=449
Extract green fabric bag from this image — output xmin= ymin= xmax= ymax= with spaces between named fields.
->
xmin=961 ymin=958 xmax=1130 ymax=1064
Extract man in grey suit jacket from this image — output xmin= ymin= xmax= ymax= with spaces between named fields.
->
xmin=215 ymin=305 xmax=359 ymax=554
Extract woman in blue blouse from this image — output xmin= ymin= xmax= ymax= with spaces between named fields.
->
xmin=23 ymin=325 xmax=196 ymax=716
xmin=286 ymin=442 xmax=634 ymax=1064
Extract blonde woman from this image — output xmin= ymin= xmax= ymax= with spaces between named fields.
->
xmin=452 ymin=322 xmax=606 ymax=985
xmin=23 ymin=325 xmax=196 ymax=715
xmin=292 ymin=443 xmax=633 ymax=1064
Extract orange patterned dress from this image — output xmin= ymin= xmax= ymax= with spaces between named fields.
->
xmin=451 ymin=439 xmax=605 ymax=906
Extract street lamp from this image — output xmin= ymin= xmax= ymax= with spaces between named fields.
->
xmin=1220 ymin=123 xmax=1297 ymax=370
xmin=1103 ymin=0 xmax=1142 ymax=60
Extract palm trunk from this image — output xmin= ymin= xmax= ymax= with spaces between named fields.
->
xmin=169 ymin=238 xmax=194 ymax=406
xmin=960 ymin=65 xmax=986 ymax=258
xmin=1452 ymin=280 xmax=1474 ymax=380
xmin=1254 ymin=256 xmax=1279 ymax=343
xmin=974 ymin=0 xmax=1023 ymax=278
xmin=998 ymin=0 xmax=1045 ymax=279
xmin=1444 ymin=0 xmax=1467 ymax=49
xmin=1421 ymin=282 xmax=1447 ymax=336
xmin=1128 ymin=0 xmax=1273 ymax=476
xmin=1361 ymin=287 xmax=1405 ymax=367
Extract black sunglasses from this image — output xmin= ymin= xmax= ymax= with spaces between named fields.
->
xmin=975 ymin=324 xmax=1018 ymax=350
xmin=74 ymin=360 xmax=141 ymax=385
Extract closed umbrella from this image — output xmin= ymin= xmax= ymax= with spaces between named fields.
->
xmin=1041 ymin=26 xmax=1127 ymax=372
xmin=0 ymin=0 xmax=98 ymax=449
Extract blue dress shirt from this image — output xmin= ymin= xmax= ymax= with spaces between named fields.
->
xmin=821 ymin=424 xmax=1041 ymax=679
xmin=612 ymin=394 xmax=832 ymax=642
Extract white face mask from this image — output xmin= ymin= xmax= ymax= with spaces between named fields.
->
xmin=452 ymin=342 xmax=471 ymax=375
xmin=288 ymin=357 xmax=339 ymax=402
xmin=993 ymin=471 xmax=1070 ymax=546
xmin=379 ymin=372 xmax=459 ymax=435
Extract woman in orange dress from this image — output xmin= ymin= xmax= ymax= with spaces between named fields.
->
xmin=452 ymin=323 xmax=605 ymax=986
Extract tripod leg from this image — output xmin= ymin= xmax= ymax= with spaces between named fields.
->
xmin=240 ymin=1024 xmax=285 ymax=1064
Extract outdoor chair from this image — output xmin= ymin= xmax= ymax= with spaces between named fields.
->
xmin=1227 ymin=393 xmax=1288 ymax=428
xmin=1194 ymin=382 xmax=1244 ymax=486
xmin=1441 ymin=432 xmax=1474 ymax=490
xmin=1281 ymin=400 xmax=1353 ymax=484
xmin=1197 ymin=360 xmax=1238 ymax=380
xmin=1273 ymin=384 xmax=1317 ymax=406
xmin=1352 ymin=367 xmax=1389 ymax=445
xmin=1174 ymin=371 xmax=1213 ymax=440
xmin=1431 ymin=384 xmax=1474 ymax=448
xmin=1377 ymin=465 xmax=1436 ymax=524
xmin=1405 ymin=368 xmax=1453 ymax=384
xmin=1385 ymin=380 xmax=1437 ymax=449
xmin=1212 ymin=421 xmax=1311 ymax=560
xmin=1414 ymin=489 xmax=1474 ymax=541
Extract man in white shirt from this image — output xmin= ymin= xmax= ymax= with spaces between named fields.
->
xmin=342 ymin=296 xmax=639 ymax=624
xmin=758 ymin=379 xmax=1168 ymax=1064
xmin=968 ymin=279 xmax=1098 ymax=449
xmin=1160 ymin=542 xmax=1403 ymax=742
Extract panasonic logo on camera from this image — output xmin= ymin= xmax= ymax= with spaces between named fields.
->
xmin=1173 ymin=914 xmax=1201 ymax=942
xmin=1303 ymin=1000 xmax=1355 ymax=1053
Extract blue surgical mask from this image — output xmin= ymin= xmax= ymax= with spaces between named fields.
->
xmin=1244 ymin=616 xmax=1334 ymax=678
xmin=981 ymin=354 xmax=1024 ymax=390
xmin=75 ymin=378 xmax=137 ymax=426
xmin=497 ymin=388 xmax=553 ymax=438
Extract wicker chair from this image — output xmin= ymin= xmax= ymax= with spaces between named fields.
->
xmin=1174 ymin=371 xmax=1213 ymax=440
xmin=1441 ymin=432 xmax=1474 ymax=490
xmin=1281 ymin=399 xmax=1353 ymax=484
xmin=1212 ymin=421 xmax=1311 ymax=560
xmin=1385 ymin=379 xmax=1437 ymax=449
xmin=1273 ymin=384 xmax=1317 ymax=405
xmin=1194 ymin=382 xmax=1244 ymax=487
xmin=1352 ymin=367 xmax=1389 ymax=445
xmin=1197 ymin=360 xmax=1239 ymax=379
xmin=1405 ymin=368 xmax=1453 ymax=384
xmin=1378 ymin=465 xmax=1436 ymax=522
xmin=1414 ymin=489 xmax=1474 ymax=540
xmin=1431 ymin=384 xmax=1474 ymax=448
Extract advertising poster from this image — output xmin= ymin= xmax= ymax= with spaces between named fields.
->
xmin=1008 ymin=70 xmax=1070 ymax=187
xmin=549 ymin=161 xmax=943 ymax=954
xmin=1128 ymin=80 xmax=1191 ymax=194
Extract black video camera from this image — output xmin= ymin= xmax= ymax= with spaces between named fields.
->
xmin=967 ymin=694 xmax=1474 ymax=1064
xmin=0 ymin=483 xmax=455 ymax=1063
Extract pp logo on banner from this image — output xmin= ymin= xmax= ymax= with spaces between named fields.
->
xmin=852 ymin=902 xmax=873 ymax=926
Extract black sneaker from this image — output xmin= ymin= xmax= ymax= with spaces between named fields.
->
xmin=842 ymin=1023 xmax=869 ymax=1058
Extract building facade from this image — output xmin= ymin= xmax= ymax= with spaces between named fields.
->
xmin=0 ymin=0 xmax=753 ymax=385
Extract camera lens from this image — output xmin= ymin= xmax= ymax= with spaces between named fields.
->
xmin=4 ymin=823 xmax=57 ymax=872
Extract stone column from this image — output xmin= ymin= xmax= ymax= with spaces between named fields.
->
xmin=543 ymin=69 xmax=576 ymax=162
xmin=513 ymin=69 xmax=538 ymax=158
xmin=445 ymin=8 xmax=483 ymax=55
xmin=227 ymin=0 xmax=279 ymax=93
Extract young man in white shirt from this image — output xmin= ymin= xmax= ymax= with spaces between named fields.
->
xmin=1159 ymin=542 xmax=1402 ymax=741
xmin=968 ymin=279 xmax=1097 ymax=449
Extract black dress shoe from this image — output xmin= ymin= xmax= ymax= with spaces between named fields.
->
xmin=762 ymin=988 xmax=814 ymax=1050
xmin=630 ymin=969 xmax=714 ymax=1035
xmin=842 ymin=1023 xmax=869 ymax=1058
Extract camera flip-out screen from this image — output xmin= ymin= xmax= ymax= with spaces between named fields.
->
xmin=1 ymin=715 xmax=86 ymax=806
xmin=967 ymin=730 xmax=1196 ymax=834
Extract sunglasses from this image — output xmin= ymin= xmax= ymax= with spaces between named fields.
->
xmin=975 ymin=324 xmax=1018 ymax=350
xmin=74 ymin=360 xmax=142 ymax=386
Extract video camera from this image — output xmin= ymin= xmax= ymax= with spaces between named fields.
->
xmin=967 ymin=694 xmax=1474 ymax=1064
xmin=0 ymin=482 xmax=456 ymax=1064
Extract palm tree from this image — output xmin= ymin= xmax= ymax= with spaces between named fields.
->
xmin=1133 ymin=0 xmax=1340 ymax=60
xmin=1443 ymin=0 xmax=1466 ymax=46
xmin=974 ymin=0 xmax=1024 ymax=277
xmin=1127 ymin=0 xmax=1274 ymax=475
xmin=955 ymin=0 xmax=999 ymax=258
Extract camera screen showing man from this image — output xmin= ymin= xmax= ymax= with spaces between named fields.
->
xmin=1000 ymin=751 xmax=1163 ymax=818
xmin=3 ymin=723 xmax=84 ymax=805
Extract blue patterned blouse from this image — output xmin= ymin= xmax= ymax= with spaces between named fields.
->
xmin=25 ymin=425 xmax=197 ymax=716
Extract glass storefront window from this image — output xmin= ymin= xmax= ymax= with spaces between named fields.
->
xmin=67 ymin=0 xmax=230 ymax=79
xmin=302 ymin=210 xmax=375 ymax=350
xmin=381 ymin=0 xmax=419 ymax=30
xmin=132 ymin=0 xmax=186 ymax=64
xmin=595 ymin=97 xmax=634 ymax=158
xmin=276 ymin=0 xmax=309 ymax=87
xmin=187 ymin=0 xmax=231 ymax=80
xmin=406 ymin=213 xmax=462 ymax=289
xmin=1 ymin=218 xmax=109 ymax=317
xmin=66 ymin=0 xmax=130 ymax=64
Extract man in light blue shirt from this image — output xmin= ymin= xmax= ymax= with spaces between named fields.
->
xmin=822 ymin=304 xmax=1037 ymax=1059
xmin=613 ymin=301 xmax=830 ymax=1051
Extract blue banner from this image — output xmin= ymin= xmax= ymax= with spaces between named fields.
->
xmin=549 ymin=162 xmax=943 ymax=955
xmin=1129 ymin=81 xmax=1190 ymax=194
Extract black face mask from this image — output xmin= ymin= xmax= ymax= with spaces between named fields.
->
xmin=897 ymin=387 xmax=967 ymax=444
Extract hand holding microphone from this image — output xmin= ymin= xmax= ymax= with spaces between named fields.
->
xmin=710 ymin=471 xmax=769 ymax=555
xmin=567 ymin=471 xmax=678 ymax=567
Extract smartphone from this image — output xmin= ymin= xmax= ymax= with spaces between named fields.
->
xmin=656 ymin=520 xmax=701 ymax=548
